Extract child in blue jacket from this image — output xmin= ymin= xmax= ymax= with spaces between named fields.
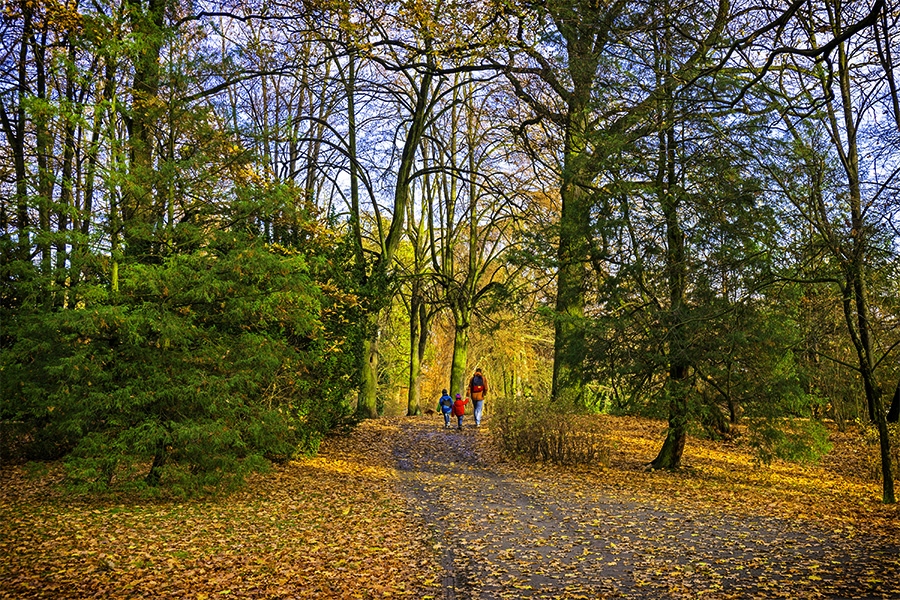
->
xmin=438 ymin=389 xmax=454 ymax=428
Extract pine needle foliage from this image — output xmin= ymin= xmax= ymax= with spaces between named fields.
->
xmin=1 ymin=230 xmax=360 ymax=497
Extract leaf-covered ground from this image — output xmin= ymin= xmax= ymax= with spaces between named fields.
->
xmin=395 ymin=415 xmax=899 ymax=599
xmin=0 ymin=424 xmax=442 ymax=599
xmin=2 ymin=415 xmax=898 ymax=599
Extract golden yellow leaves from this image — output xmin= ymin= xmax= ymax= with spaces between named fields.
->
xmin=1 ymin=418 xmax=442 ymax=599
xmin=4 ymin=413 xmax=898 ymax=599
xmin=293 ymin=455 xmax=398 ymax=482
xmin=388 ymin=414 xmax=900 ymax=599
xmin=3 ymin=0 xmax=82 ymax=35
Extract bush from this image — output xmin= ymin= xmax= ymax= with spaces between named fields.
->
xmin=745 ymin=417 xmax=832 ymax=465
xmin=1 ymin=230 xmax=360 ymax=496
xmin=738 ymin=352 xmax=834 ymax=465
xmin=491 ymin=394 xmax=609 ymax=466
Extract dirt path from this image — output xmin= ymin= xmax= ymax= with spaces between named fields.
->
xmin=392 ymin=418 xmax=899 ymax=600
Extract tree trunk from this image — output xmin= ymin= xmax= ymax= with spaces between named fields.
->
xmin=34 ymin=29 xmax=53 ymax=278
xmin=345 ymin=53 xmax=365 ymax=274
xmin=124 ymin=0 xmax=166 ymax=260
xmin=406 ymin=133 xmax=436 ymax=417
xmin=357 ymin=47 xmax=434 ymax=418
xmin=346 ymin=48 xmax=378 ymax=421
xmin=80 ymin=57 xmax=116 ymax=270
xmin=146 ymin=445 xmax=167 ymax=486
xmin=1 ymin=6 xmax=31 ymax=264
xmin=407 ymin=302 xmax=431 ymax=416
xmin=550 ymin=80 xmax=593 ymax=404
xmin=407 ymin=285 xmax=424 ymax=416
xmin=888 ymin=376 xmax=899 ymax=423
xmin=14 ymin=8 xmax=32 ymax=260
xmin=56 ymin=40 xmax=79 ymax=301
xmin=357 ymin=316 xmax=380 ymax=419
xmin=834 ymin=37 xmax=894 ymax=503
xmin=449 ymin=303 xmax=470 ymax=398
xmin=652 ymin=398 xmax=687 ymax=470
xmin=650 ymin=50 xmax=690 ymax=469
xmin=106 ymin=87 xmax=124 ymax=293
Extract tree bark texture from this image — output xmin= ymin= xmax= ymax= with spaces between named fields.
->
xmin=550 ymin=62 xmax=595 ymax=404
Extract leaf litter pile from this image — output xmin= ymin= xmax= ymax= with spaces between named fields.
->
xmin=2 ymin=415 xmax=899 ymax=599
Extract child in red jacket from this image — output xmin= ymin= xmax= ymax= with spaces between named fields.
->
xmin=452 ymin=393 xmax=469 ymax=430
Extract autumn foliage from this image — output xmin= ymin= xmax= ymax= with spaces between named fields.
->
xmin=0 ymin=420 xmax=441 ymax=599
xmin=2 ymin=414 xmax=898 ymax=599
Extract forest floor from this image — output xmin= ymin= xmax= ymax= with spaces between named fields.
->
xmin=1 ymin=414 xmax=898 ymax=599
xmin=393 ymin=415 xmax=899 ymax=599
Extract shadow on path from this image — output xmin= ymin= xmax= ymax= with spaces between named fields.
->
xmin=393 ymin=418 xmax=899 ymax=600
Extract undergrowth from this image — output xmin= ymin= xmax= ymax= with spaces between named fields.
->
xmin=490 ymin=394 xmax=609 ymax=466
xmin=861 ymin=421 xmax=900 ymax=482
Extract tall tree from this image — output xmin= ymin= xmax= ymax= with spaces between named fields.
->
xmin=419 ymin=72 xmax=530 ymax=398
xmin=754 ymin=0 xmax=898 ymax=502
xmin=494 ymin=0 xmax=731 ymax=415
xmin=341 ymin=2 xmax=439 ymax=418
xmin=122 ymin=0 xmax=168 ymax=258
xmin=402 ymin=143 xmax=436 ymax=416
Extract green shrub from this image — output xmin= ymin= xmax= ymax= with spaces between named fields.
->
xmin=491 ymin=393 xmax=609 ymax=466
xmin=746 ymin=417 xmax=832 ymax=465
xmin=738 ymin=352 xmax=833 ymax=465
xmin=1 ymin=230 xmax=360 ymax=496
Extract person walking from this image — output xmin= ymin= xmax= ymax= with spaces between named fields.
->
xmin=438 ymin=389 xmax=454 ymax=428
xmin=467 ymin=368 xmax=488 ymax=427
xmin=452 ymin=393 xmax=469 ymax=430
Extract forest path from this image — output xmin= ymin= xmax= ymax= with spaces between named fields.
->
xmin=391 ymin=417 xmax=899 ymax=600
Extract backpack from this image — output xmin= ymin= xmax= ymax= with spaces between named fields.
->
xmin=440 ymin=395 xmax=453 ymax=411
xmin=471 ymin=373 xmax=484 ymax=393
